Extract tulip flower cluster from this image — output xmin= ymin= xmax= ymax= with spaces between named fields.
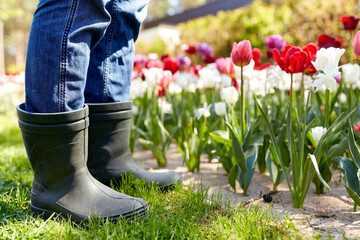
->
xmin=130 ymin=14 xmax=360 ymax=208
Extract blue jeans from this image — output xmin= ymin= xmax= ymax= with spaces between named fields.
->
xmin=25 ymin=0 xmax=149 ymax=113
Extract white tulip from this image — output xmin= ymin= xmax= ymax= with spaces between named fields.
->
xmin=220 ymin=86 xmax=238 ymax=104
xmin=234 ymin=59 xmax=255 ymax=81
xmin=158 ymin=99 xmax=173 ymax=114
xmin=194 ymin=102 xmax=211 ymax=120
xmin=168 ymin=83 xmax=182 ymax=94
xmin=339 ymin=93 xmax=347 ymax=103
xmin=214 ymin=102 xmax=226 ymax=116
xmin=129 ymin=78 xmax=146 ymax=99
xmin=132 ymin=105 xmax=139 ymax=115
xmin=310 ymin=47 xmax=345 ymax=92
xmin=311 ymin=63 xmax=340 ymax=92
xmin=176 ymin=73 xmax=197 ymax=89
xmin=311 ymin=126 xmax=327 ymax=144
xmin=292 ymin=73 xmax=313 ymax=91
xmin=342 ymin=63 xmax=360 ymax=86
xmin=267 ymin=66 xmax=290 ymax=90
xmin=198 ymin=63 xmax=220 ymax=89
xmin=311 ymin=47 xmax=345 ymax=71
xmin=220 ymin=74 xmax=232 ymax=88
xmin=143 ymin=67 xmax=163 ymax=88
xmin=185 ymin=83 xmax=196 ymax=93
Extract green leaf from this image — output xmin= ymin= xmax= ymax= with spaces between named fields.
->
xmin=308 ymin=154 xmax=331 ymax=191
xmin=326 ymin=137 xmax=348 ymax=159
xmin=312 ymin=161 xmax=332 ymax=194
xmin=255 ymin=97 xmax=293 ymax=196
xmin=238 ymin=145 xmax=258 ymax=194
xmin=225 ymin=122 xmax=246 ymax=173
xmin=349 ymin=123 xmax=360 ymax=169
xmin=335 ymin=157 xmax=360 ymax=206
xmin=228 ymin=165 xmax=239 ymax=191
xmin=163 ymin=126 xmax=181 ymax=157
xmin=331 ymin=109 xmax=356 ymax=134
xmin=209 ymin=130 xmax=231 ymax=146
xmin=256 ymin=135 xmax=270 ymax=174
xmin=267 ymin=144 xmax=287 ymax=187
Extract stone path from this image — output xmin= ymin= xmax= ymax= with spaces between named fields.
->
xmin=134 ymin=144 xmax=360 ymax=239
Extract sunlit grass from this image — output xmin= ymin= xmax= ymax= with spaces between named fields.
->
xmin=0 ymin=109 xmax=302 ymax=239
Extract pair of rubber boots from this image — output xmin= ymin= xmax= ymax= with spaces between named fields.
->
xmin=17 ymin=102 xmax=181 ymax=223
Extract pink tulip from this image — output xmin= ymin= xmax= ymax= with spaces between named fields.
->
xmin=156 ymin=70 xmax=172 ymax=89
xmin=215 ymin=57 xmax=226 ymax=74
xmin=231 ymin=40 xmax=252 ymax=67
xmin=353 ymin=31 xmax=360 ymax=59
xmin=223 ymin=57 xmax=235 ymax=78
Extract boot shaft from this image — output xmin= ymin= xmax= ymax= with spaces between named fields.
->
xmin=87 ymin=102 xmax=133 ymax=171
xmin=17 ymin=104 xmax=89 ymax=189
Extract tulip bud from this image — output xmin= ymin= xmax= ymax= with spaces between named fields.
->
xmin=220 ymin=86 xmax=238 ymax=104
xmin=214 ymin=102 xmax=226 ymax=116
xmin=231 ymin=40 xmax=252 ymax=67
xmin=311 ymin=126 xmax=327 ymax=144
xmin=353 ymin=31 xmax=360 ymax=59
xmin=341 ymin=16 xmax=360 ymax=31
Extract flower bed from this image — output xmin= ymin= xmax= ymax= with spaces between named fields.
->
xmin=130 ymin=18 xmax=360 ymax=211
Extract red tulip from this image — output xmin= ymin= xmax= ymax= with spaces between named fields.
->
xmin=190 ymin=65 xmax=202 ymax=76
xmin=317 ymin=34 xmax=343 ymax=49
xmin=302 ymin=43 xmax=318 ymax=74
xmin=252 ymin=48 xmax=271 ymax=70
xmin=273 ymin=45 xmax=309 ymax=74
xmin=252 ymin=48 xmax=262 ymax=67
xmin=231 ymin=40 xmax=252 ymax=67
xmin=163 ymin=56 xmax=180 ymax=74
xmin=341 ymin=16 xmax=360 ymax=31
xmin=354 ymin=31 xmax=360 ymax=59
xmin=183 ymin=44 xmax=197 ymax=54
xmin=158 ymin=88 xmax=166 ymax=98
xmin=203 ymin=54 xmax=216 ymax=64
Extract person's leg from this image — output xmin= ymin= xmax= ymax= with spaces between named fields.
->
xmin=84 ymin=0 xmax=182 ymax=189
xmin=85 ymin=0 xmax=149 ymax=102
xmin=25 ymin=0 xmax=111 ymax=113
xmin=19 ymin=0 xmax=148 ymax=221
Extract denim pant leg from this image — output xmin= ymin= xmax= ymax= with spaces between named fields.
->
xmin=85 ymin=0 xmax=149 ymax=103
xmin=25 ymin=0 xmax=112 ymax=113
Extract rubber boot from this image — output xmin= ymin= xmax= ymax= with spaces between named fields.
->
xmin=87 ymin=102 xmax=182 ymax=190
xmin=17 ymin=103 xmax=147 ymax=223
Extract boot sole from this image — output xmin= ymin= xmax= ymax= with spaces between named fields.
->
xmin=30 ymin=202 xmax=148 ymax=224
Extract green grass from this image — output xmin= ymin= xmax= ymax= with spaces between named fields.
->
xmin=0 ymin=109 xmax=302 ymax=239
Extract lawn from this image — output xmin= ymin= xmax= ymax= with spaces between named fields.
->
xmin=0 ymin=106 xmax=301 ymax=239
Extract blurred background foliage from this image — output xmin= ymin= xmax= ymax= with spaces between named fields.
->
xmin=138 ymin=0 xmax=360 ymax=59
xmin=1 ymin=0 xmax=360 ymax=73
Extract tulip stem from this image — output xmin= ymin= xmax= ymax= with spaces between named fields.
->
xmin=240 ymin=66 xmax=245 ymax=140
xmin=349 ymin=31 xmax=354 ymax=64
xmin=349 ymin=85 xmax=353 ymax=114
xmin=290 ymin=74 xmax=293 ymax=118
xmin=325 ymin=89 xmax=330 ymax=128
xmin=299 ymin=73 xmax=305 ymax=118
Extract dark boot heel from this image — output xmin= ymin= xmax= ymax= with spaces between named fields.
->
xmin=87 ymin=102 xmax=182 ymax=190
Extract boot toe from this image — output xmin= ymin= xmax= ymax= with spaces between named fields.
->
xmin=114 ymin=197 xmax=148 ymax=220
xmin=158 ymin=171 xmax=182 ymax=191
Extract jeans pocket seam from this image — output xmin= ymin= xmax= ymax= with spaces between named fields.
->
xmin=59 ymin=0 xmax=78 ymax=112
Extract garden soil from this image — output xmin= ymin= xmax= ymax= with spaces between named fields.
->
xmin=134 ymin=143 xmax=360 ymax=239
